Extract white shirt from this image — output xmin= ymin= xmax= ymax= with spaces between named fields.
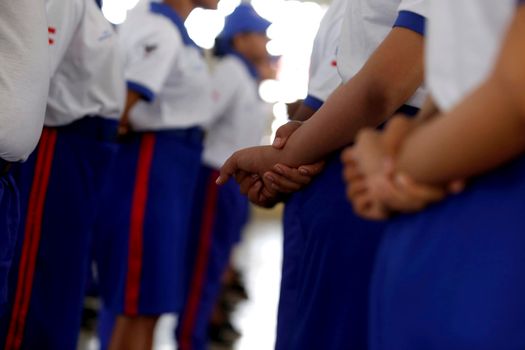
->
xmin=0 ymin=0 xmax=49 ymax=162
xmin=304 ymin=0 xmax=346 ymax=110
xmin=203 ymin=56 xmax=270 ymax=169
xmin=45 ymin=0 xmax=125 ymax=126
xmin=337 ymin=0 xmax=428 ymax=108
xmin=427 ymin=0 xmax=515 ymax=111
xmin=119 ymin=3 xmax=214 ymax=131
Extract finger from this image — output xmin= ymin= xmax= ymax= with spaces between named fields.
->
xmin=263 ymin=172 xmax=301 ymax=193
xmin=246 ymin=180 xmax=263 ymax=203
xmin=343 ymin=164 xmax=362 ymax=183
xmin=273 ymin=165 xmax=311 ymax=185
xmin=239 ymin=174 xmax=260 ymax=195
xmin=272 ymin=121 xmax=302 ymax=149
xmin=298 ymin=161 xmax=325 ymax=176
xmin=235 ymin=170 xmax=249 ymax=184
xmin=217 ymin=155 xmax=238 ymax=185
xmin=348 ymin=178 xmax=368 ymax=199
xmin=395 ymin=174 xmax=446 ymax=202
xmin=353 ymin=194 xmax=388 ymax=221
xmin=340 ymin=147 xmax=355 ymax=164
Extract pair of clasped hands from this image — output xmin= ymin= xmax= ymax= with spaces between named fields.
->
xmin=216 ymin=115 xmax=463 ymax=220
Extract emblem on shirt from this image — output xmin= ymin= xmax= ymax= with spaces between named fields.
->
xmin=144 ymin=44 xmax=158 ymax=55
xmin=48 ymin=27 xmax=56 ymax=45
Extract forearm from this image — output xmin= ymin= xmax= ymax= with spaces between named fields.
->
xmin=291 ymin=103 xmax=316 ymax=122
xmin=397 ymin=79 xmax=525 ymax=185
xmin=279 ymin=28 xmax=424 ymax=167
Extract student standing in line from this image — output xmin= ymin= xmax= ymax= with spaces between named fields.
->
xmin=217 ymin=0 xmax=428 ymax=348
xmin=344 ymin=1 xmax=525 ymax=348
xmin=0 ymin=0 xmax=49 ymax=316
xmin=0 ymin=0 xmax=125 ymax=349
xmin=94 ymin=0 xmax=217 ymax=349
xmin=175 ymin=6 xmax=273 ymax=349
xmin=271 ymin=0 xmax=345 ymax=349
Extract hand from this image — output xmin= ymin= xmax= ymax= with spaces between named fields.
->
xmin=118 ymin=118 xmax=131 ymax=136
xmin=236 ymin=171 xmax=283 ymax=208
xmin=262 ymin=162 xmax=325 ymax=193
xmin=217 ymin=146 xmax=279 ymax=185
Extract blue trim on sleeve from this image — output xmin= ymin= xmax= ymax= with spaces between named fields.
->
xmin=303 ymin=95 xmax=324 ymax=111
xmin=393 ymin=10 xmax=426 ymax=36
xmin=150 ymin=2 xmax=199 ymax=49
xmin=127 ymin=81 xmax=155 ymax=103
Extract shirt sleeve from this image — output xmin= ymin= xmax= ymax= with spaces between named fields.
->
xmin=306 ymin=14 xmax=343 ymax=110
xmin=122 ymin=21 xmax=180 ymax=102
xmin=46 ymin=0 xmax=85 ymax=76
xmin=395 ymin=0 xmax=427 ymax=36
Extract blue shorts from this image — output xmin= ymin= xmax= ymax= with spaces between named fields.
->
xmin=278 ymin=153 xmax=386 ymax=350
xmin=176 ymin=165 xmax=249 ymax=350
xmin=0 ymin=117 xmax=118 ymax=350
xmin=95 ymin=128 xmax=203 ymax=316
xmin=370 ymin=155 xmax=525 ymax=350
xmin=0 ymin=173 xmax=19 ymax=316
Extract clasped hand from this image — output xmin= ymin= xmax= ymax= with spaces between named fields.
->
xmin=216 ymin=121 xmax=325 ymax=207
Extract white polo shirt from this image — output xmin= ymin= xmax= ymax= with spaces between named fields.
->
xmin=45 ymin=0 xmax=125 ymax=126
xmin=304 ymin=0 xmax=346 ymax=110
xmin=203 ymin=55 xmax=270 ymax=169
xmin=337 ymin=0 xmax=428 ymax=108
xmin=0 ymin=0 xmax=49 ymax=162
xmin=427 ymin=0 xmax=516 ymax=111
xmin=119 ymin=3 xmax=214 ymax=131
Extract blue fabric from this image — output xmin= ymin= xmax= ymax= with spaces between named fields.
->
xmin=0 ymin=117 xmax=118 ymax=350
xmin=370 ymin=155 xmax=525 ymax=350
xmin=97 ymin=307 xmax=116 ymax=350
xmin=175 ymin=165 xmax=249 ymax=350
xmin=0 ymin=174 xmax=19 ymax=316
xmin=303 ymin=95 xmax=324 ymax=111
xmin=218 ymin=4 xmax=271 ymax=41
xmin=150 ymin=2 xmax=198 ymax=48
xmin=394 ymin=10 xmax=426 ymax=36
xmin=95 ymin=131 xmax=203 ymax=316
xmin=127 ymin=81 xmax=155 ymax=103
xmin=282 ymin=154 xmax=386 ymax=350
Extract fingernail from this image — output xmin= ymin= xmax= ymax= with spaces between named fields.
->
xmin=265 ymin=174 xmax=275 ymax=182
xmin=254 ymin=181 xmax=262 ymax=190
xmin=215 ymin=177 xmax=222 ymax=185
xmin=251 ymin=174 xmax=259 ymax=180
xmin=273 ymin=137 xmax=282 ymax=147
xmin=274 ymin=165 xmax=284 ymax=174
xmin=299 ymin=167 xmax=309 ymax=176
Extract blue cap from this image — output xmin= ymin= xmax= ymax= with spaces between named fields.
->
xmin=218 ymin=4 xmax=271 ymax=41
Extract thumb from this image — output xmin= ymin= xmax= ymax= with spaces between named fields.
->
xmin=273 ymin=121 xmax=302 ymax=149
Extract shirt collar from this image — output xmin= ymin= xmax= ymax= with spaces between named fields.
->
xmin=230 ymin=51 xmax=259 ymax=80
xmin=150 ymin=2 xmax=198 ymax=48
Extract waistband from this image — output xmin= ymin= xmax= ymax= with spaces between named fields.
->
xmin=151 ymin=126 xmax=204 ymax=145
xmin=50 ymin=116 xmax=119 ymax=142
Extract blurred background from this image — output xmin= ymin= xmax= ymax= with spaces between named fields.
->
xmin=78 ymin=1 xmax=330 ymax=349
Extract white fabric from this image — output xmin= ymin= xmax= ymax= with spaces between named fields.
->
xmin=307 ymin=0 xmax=346 ymax=102
xmin=337 ymin=0 xmax=428 ymax=108
xmin=0 ymin=0 xmax=49 ymax=161
xmin=203 ymin=56 xmax=270 ymax=169
xmin=427 ymin=0 xmax=515 ymax=111
xmin=120 ymin=7 xmax=214 ymax=131
xmin=45 ymin=0 xmax=126 ymax=126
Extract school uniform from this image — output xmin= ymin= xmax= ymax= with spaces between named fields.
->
xmin=175 ymin=6 xmax=271 ymax=349
xmin=0 ymin=0 xmax=49 ymax=315
xmin=275 ymin=0 xmax=345 ymax=348
xmin=95 ymin=2 xmax=213 ymax=325
xmin=280 ymin=0 xmax=427 ymax=349
xmin=0 ymin=0 xmax=125 ymax=348
xmin=369 ymin=1 xmax=525 ymax=349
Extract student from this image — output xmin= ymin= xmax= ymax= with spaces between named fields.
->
xmin=217 ymin=0 xmax=427 ymax=348
xmin=0 ymin=0 xmax=49 ymax=314
xmin=272 ymin=0 xmax=345 ymax=349
xmin=175 ymin=6 xmax=272 ymax=349
xmin=94 ymin=0 xmax=217 ymax=349
xmin=345 ymin=0 xmax=525 ymax=348
xmin=0 ymin=0 xmax=125 ymax=349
